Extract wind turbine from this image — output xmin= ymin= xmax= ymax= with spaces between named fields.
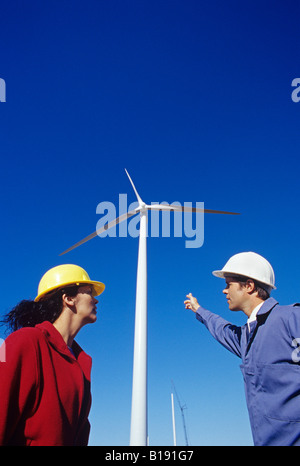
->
xmin=60 ymin=169 xmax=240 ymax=446
xmin=171 ymin=380 xmax=189 ymax=446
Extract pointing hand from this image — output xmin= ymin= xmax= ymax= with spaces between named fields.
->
xmin=184 ymin=293 xmax=200 ymax=313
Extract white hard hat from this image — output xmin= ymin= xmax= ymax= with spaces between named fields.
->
xmin=212 ymin=252 xmax=276 ymax=293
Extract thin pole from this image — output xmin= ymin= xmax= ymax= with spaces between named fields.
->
xmin=171 ymin=393 xmax=177 ymax=446
xmin=130 ymin=210 xmax=148 ymax=446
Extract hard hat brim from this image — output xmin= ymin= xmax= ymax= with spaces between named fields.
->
xmin=34 ymin=280 xmax=105 ymax=302
xmin=212 ymin=270 xmax=276 ymax=290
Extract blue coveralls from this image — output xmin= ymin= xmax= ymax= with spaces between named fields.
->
xmin=196 ymin=297 xmax=300 ymax=446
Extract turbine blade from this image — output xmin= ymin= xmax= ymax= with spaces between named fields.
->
xmin=148 ymin=204 xmax=240 ymax=215
xmin=59 ymin=209 xmax=137 ymax=256
xmin=125 ymin=169 xmax=144 ymax=205
xmin=182 ymin=206 xmax=240 ymax=215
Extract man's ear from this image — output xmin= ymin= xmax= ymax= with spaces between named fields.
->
xmin=245 ymin=279 xmax=256 ymax=294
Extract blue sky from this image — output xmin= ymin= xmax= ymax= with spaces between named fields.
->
xmin=1 ymin=0 xmax=300 ymax=446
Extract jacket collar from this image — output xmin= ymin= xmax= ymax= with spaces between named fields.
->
xmin=36 ymin=320 xmax=73 ymax=358
xmin=256 ymin=297 xmax=278 ymax=318
xmin=35 ymin=321 xmax=92 ymax=379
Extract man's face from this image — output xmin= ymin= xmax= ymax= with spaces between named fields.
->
xmin=222 ymin=276 xmax=248 ymax=312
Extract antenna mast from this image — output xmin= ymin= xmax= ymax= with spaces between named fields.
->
xmin=171 ymin=381 xmax=189 ymax=446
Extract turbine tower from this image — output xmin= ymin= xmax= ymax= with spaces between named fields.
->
xmin=60 ymin=169 xmax=239 ymax=446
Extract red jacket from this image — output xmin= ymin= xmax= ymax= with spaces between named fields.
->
xmin=0 ymin=321 xmax=92 ymax=446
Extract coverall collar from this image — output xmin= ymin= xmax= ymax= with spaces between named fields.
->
xmin=256 ymin=297 xmax=278 ymax=320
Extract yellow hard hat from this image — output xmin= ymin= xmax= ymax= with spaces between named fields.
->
xmin=35 ymin=264 xmax=105 ymax=302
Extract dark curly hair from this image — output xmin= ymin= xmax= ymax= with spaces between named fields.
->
xmin=0 ymin=285 xmax=80 ymax=333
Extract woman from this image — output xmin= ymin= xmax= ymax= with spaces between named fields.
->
xmin=0 ymin=264 xmax=105 ymax=446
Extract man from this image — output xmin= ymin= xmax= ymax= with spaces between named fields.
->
xmin=185 ymin=251 xmax=300 ymax=446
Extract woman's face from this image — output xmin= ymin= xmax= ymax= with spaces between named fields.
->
xmin=73 ymin=285 xmax=99 ymax=324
